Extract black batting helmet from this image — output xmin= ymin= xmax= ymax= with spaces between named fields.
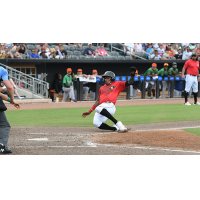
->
xmin=102 ymin=71 xmax=115 ymax=81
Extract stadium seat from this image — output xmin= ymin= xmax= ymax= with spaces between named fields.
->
xmin=63 ymin=45 xmax=68 ymax=50
xmin=71 ymin=55 xmax=78 ymax=60
xmin=69 ymin=46 xmax=76 ymax=51
xmin=67 ymin=51 xmax=74 ymax=56
xmin=95 ymin=56 xmax=103 ymax=60
xmin=27 ymin=50 xmax=31 ymax=55
xmin=27 ymin=45 xmax=35 ymax=50
xmin=79 ymin=55 xmax=86 ymax=60
xmin=51 ymin=45 xmax=56 ymax=48
xmin=125 ymin=56 xmax=132 ymax=60
xmin=104 ymin=56 xmax=111 ymax=60
xmin=111 ymin=51 xmax=119 ymax=56
xmin=111 ymin=56 xmax=118 ymax=60
xmin=87 ymin=56 xmax=95 ymax=60
xmin=73 ymin=51 xmax=81 ymax=56
xmin=105 ymin=47 xmax=110 ymax=51
xmin=118 ymin=56 xmax=125 ymax=60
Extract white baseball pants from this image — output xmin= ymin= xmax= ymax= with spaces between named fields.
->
xmin=185 ymin=74 xmax=198 ymax=93
xmin=93 ymin=102 xmax=116 ymax=128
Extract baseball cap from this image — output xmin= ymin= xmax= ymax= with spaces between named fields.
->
xmin=135 ymin=70 xmax=138 ymax=74
xmin=67 ymin=68 xmax=72 ymax=72
xmin=192 ymin=52 xmax=197 ymax=57
xmin=41 ymin=47 xmax=45 ymax=50
xmin=178 ymin=47 xmax=182 ymax=50
xmin=92 ymin=69 xmax=97 ymax=73
xmin=164 ymin=63 xmax=169 ymax=67
xmin=77 ymin=69 xmax=82 ymax=72
xmin=88 ymin=43 xmax=92 ymax=45
xmin=152 ymin=63 xmax=157 ymax=67
xmin=172 ymin=62 xmax=177 ymax=67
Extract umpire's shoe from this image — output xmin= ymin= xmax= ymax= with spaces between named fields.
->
xmin=0 ymin=143 xmax=12 ymax=154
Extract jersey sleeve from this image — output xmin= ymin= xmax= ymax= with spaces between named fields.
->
xmin=158 ymin=70 xmax=163 ymax=76
xmin=146 ymin=69 xmax=151 ymax=75
xmin=0 ymin=67 xmax=8 ymax=81
xmin=184 ymin=60 xmax=189 ymax=69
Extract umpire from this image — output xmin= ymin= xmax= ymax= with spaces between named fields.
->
xmin=0 ymin=66 xmax=20 ymax=154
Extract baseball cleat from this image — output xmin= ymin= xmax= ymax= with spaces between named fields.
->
xmin=184 ymin=102 xmax=191 ymax=105
xmin=193 ymin=102 xmax=200 ymax=105
xmin=116 ymin=121 xmax=126 ymax=131
xmin=71 ymin=99 xmax=77 ymax=103
xmin=0 ymin=143 xmax=5 ymax=154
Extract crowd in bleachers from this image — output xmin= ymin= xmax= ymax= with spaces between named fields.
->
xmin=0 ymin=43 xmax=199 ymax=60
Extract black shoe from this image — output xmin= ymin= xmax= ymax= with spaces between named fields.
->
xmin=0 ymin=143 xmax=5 ymax=154
xmin=0 ymin=144 xmax=12 ymax=154
xmin=71 ymin=99 xmax=77 ymax=103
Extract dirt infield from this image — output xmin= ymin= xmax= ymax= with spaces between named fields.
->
xmin=3 ymin=98 xmax=200 ymax=155
xmin=6 ymin=120 xmax=200 ymax=155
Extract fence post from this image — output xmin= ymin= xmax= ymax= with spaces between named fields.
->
xmin=156 ymin=79 xmax=160 ymax=98
xmin=170 ymin=80 xmax=174 ymax=98
xmin=141 ymin=80 xmax=145 ymax=99
xmin=95 ymin=81 xmax=99 ymax=100
xmin=32 ymin=78 xmax=34 ymax=98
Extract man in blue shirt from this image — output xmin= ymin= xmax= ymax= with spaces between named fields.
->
xmin=174 ymin=71 xmax=184 ymax=97
xmin=146 ymin=44 xmax=153 ymax=59
xmin=0 ymin=66 xmax=20 ymax=154
xmin=84 ymin=43 xmax=94 ymax=56
xmin=29 ymin=49 xmax=39 ymax=59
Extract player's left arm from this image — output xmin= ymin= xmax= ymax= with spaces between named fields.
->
xmin=125 ymin=66 xmax=137 ymax=86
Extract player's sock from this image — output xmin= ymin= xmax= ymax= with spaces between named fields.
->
xmin=185 ymin=91 xmax=189 ymax=103
xmin=98 ymin=123 xmax=117 ymax=130
xmin=100 ymin=108 xmax=118 ymax=124
xmin=194 ymin=92 xmax=198 ymax=103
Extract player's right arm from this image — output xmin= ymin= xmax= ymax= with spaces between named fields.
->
xmin=82 ymin=97 xmax=99 ymax=118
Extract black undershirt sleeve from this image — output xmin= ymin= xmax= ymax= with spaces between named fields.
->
xmin=64 ymin=83 xmax=70 ymax=88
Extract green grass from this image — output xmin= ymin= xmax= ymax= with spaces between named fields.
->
xmin=5 ymin=104 xmax=200 ymax=127
xmin=183 ymin=128 xmax=200 ymax=136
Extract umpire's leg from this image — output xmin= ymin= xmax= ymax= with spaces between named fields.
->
xmin=0 ymin=111 xmax=11 ymax=147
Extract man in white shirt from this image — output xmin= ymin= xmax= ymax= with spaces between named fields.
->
xmin=124 ymin=43 xmax=135 ymax=55
xmin=151 ymin=49 xmax=161 ymax=60
xmin=182 ymin=46 xmax=192 ymax=60
xmin=157 ymin=44 xmax=165 ymax=57
xmin=134 ymin=43 xmax=142 ymax=52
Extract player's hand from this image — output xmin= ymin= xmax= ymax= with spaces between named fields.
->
xmin=13 ymin=101 xmax=20 ymax=109
xmin=152 ymin=73 xmax=154 ymax=76
xmin=70 ymin=86 xmax=74 ymax=88
xmin=82 ymin=111 xmax=91 ymax=118
xmin=182 ymin=75 xmax=185 ymax=79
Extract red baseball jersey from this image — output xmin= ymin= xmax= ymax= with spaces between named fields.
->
xmin=98 ymin=81 xmax=128 ymax=105
xmin=184 ymin=59 xmax=200 ymax=76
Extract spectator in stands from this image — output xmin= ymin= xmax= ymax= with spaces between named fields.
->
xmin=130 ymin=70 xmax=140 ymax=99
xmin=44 ymin=43 xmax=50 ymax=53
xmin=150 ymin=49 xmax=161 ymax=60
xmin=5 ymin=49 xmax=13 ymax=59
xmin=134 ymin=43 xmax=143 ymax=52
xmin=73 ymin=69 xmax=90 ymax=100
xmin=40 ymin=51 xmax=48 ymax=59
xmin=13 ymin=52 xmax=23 ymax=59
xmin=36 ymin=43 xmax=45 ymax=54
xmin=144 ymin=63 xmax=158 ymax=99
xmin=157 ymin=44 xmax=165 ymax=57
xmin=98 ymin=44 xmax=109 ymax=57
xmin=162 ymin=50 xmax=171 ymax=60
xmin=158 ymin=63 xmax=170 ymax=98
xmin=49 ymin=51 xmax=56 ymax=59
xmin=0 ymin=44 xmax=6 ymax=58
xmin=16 ymin=43 xmax=27 ymax=55
xmin=174 ymin=47 xmax=183 ymax=60
xmin=55 ymin=43 xmax=63 ymax=51
xmin=195 ymin=46 xmax=200 ymax=58
xmin=29 ymin=49 xmax=39 ymax=59
xmin=174 ymin=72 xmax=184 ymax=97
xmin=167 ymin=45 xmax=174 ymax=57
xmin=67 ymin=43 xmax=83 ymax=47
xmin=153 ymin=43 xmax=159 ymax=49
xmin=56 ymin=45 xmax=69 ymax=59
xmin=146 ymin=44 xmax=154 ymax=59
xmin=142 ymin=43 xmax=148 ymax=51
xmin=189 ymin=43 xmax=197 ymax=51
xmin=84 ymin=43 xmax=94 ymax=56
xmin=55 ymin=74 xmax=63 ymax=94
xmin=94 ymin=48 xmax=100 ymax=56
xmin=182 ymin=46 xmax=192 ymax=60
xmin=89 ymin=69 xmax=102 ymax=100
xmin=62 ymin=68 xmax=76 ymax=103
xmin=124 ymin=43 xmax=135 ymax=56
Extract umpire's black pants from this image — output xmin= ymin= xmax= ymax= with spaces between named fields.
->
xmin=0 ymin=111 xmax=11 ymax=147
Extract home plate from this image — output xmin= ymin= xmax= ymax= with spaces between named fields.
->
xmin=27 ymin=138 xmax=49 ymax=141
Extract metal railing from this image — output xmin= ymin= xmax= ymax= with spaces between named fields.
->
xmin=0 ymin=63 xmax=49 ymax=98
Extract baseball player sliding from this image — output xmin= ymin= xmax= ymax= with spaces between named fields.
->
xmin=182 ymin=52 xmax=200 ymax=105
xmin=82 ymin=67 xmax=137 ymax=132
